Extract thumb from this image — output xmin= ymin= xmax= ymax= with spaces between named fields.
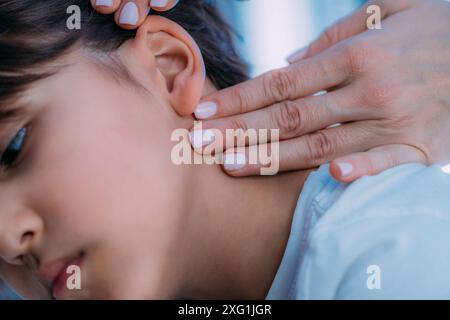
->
xmin=329 ymin=144 xmax=428 ymax=183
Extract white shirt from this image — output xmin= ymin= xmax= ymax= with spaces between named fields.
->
xmin=267 ymin=163 xmax=450 ymax=299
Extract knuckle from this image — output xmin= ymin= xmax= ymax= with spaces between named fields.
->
xmin=274 ymin=101 xmax=303 ymax=135
xmin=263 ymin=68 xmax=295 ymax=102
xmin=371 ymin=146 xmax=396 ymax=169
xmin=304 ymin=131 xmax=336 ymax=163
xmin=308 ymin=57 xmax=330 ymax=81
xmin=367 ymin=156 xmax=380 ymax=176
xmin=228 ymin=116 xmax=249 ymax=132
xmin=229 ymin=86 xmax=251 ymax=114
xmin=364 ymin=81 xmax=402 ymax=108
xmin=343 ymin=38 xmax=382 ymax=75
xmin=380 ymin=148 xmax=397 ymax=168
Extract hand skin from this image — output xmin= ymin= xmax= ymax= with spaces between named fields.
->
xmin=191 ymin=0 xmax=450 ymax=182
xmin=91 ymin=0 xmax=179 ymax=29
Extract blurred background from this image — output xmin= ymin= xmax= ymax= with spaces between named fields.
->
xmin=216 ymin=0 xmax=366 ymax=76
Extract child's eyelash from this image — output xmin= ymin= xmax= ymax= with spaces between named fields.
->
xmin=0 ymin=126 xmax=29 ymax=171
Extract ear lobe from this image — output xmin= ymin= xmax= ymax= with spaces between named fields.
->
xmin=134 ymin=15 xmax=205 ymax=116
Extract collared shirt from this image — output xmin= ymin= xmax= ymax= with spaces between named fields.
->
xmin=267 ymin=163 xmax=450 ymax=299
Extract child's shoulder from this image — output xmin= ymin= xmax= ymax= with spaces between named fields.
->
xmin=268 ymin=163 xmax=450 ymax=300
xmin=311 ymin=163 xmax=450 ymax=230
xmin=297 ymin=163 xmax=450 ymax=299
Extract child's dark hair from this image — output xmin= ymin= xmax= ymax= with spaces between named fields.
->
xmin=0 ymin=0 xmax=249 ymax=107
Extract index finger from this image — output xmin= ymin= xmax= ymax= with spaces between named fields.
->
xmin=195 ymin=44 xmax=351 ymax=120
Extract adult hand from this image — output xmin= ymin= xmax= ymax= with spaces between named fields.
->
xmin=91 ymin=0 xmax=179 ymax=29
xmin=191 ymin=0 xmax=450 ymax=182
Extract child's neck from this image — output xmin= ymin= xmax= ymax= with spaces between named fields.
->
xmin=176 ymin=160 xmax=311 ymax=299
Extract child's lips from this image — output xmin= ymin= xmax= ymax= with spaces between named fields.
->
xmin=37 ymin=252 xmax=85 ymax=299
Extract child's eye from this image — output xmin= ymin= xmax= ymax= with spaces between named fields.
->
xmin=0 ymin=127 xmax=28 ymax=169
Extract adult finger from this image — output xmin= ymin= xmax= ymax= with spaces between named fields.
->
xmin=287 ymin=4 xmax=371 ymax=63
xmin=287 ymin=0 xmax=417 ymax=63
xmin=191 ymin=87 xmax=372 ymax=154
xmin=221 ymin=122 xmax=385 ymax=176
xmin=114 ymin=0 xmax=151 ymax=29
xmin=195 ymin=47 xmax=351 ymax=120
xmin=329 ymin=144 xmax=428 ymax=183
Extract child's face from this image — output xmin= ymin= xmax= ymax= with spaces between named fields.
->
xmin=0 ymin=47 xmax=196 ymax=299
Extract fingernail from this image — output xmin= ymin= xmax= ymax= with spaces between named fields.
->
xmin=286 ymin=46 xmax=308 ymax=63
xmin=95 ymin=0 xmax=113 ymax=6
xmin=223 ymin=153 xmax=246 ymax=171
xmin=119 ymin=2 xmax=139 ymax=25
xmin=188 ymin=129 xmax=216 ymax=148
xmin=150 ymin=0 xmax=169 ymax=7
xmin=338 ymin=163 xmax=353 ymax=177
xmin=194 ymin=102 xmax=217 ymax=120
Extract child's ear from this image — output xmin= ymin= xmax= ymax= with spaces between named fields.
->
xmin=126 ymin=15 xmax=205 ymax=116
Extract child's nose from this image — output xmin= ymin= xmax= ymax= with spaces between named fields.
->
xmin=0 ymin=206 xmax=43 ymax=266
